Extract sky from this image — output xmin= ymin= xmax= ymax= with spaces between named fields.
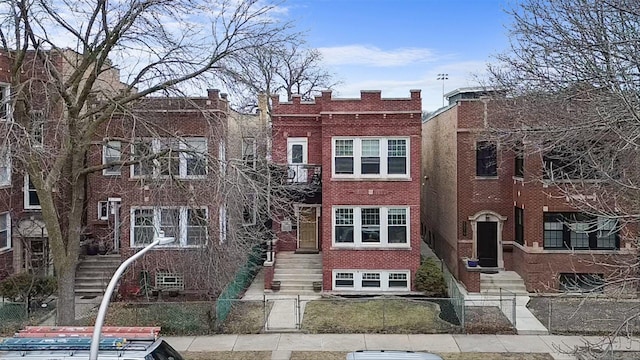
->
xmin=284 ymin=0 xmax=513 ymax=112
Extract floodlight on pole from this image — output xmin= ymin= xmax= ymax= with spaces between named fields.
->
xmin=89 ymin=231 xmax=175 ymax=360
xmin=437 ymin=73 xmax=449 ymax=108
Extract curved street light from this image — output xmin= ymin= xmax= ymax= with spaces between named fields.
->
xmin=89 ymin=231 xmax=175 ymax=360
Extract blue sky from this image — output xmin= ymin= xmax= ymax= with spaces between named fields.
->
xmin=285 ymin=0 xmax=513 ymax=111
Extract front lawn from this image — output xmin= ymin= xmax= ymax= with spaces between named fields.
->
xmin=301 ymin=298 xmax=461 ymax=334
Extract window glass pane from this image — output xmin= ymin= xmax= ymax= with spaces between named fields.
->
xmin=335 ymin=209 xmax=353 ymax=225
xmin=361 ymin=139 xmax=379 ymax=156
xmin=387 ymin=157 xmax=406 ymax=174
xmin=362 ymin=273 xmax=381 ymax=287
xmin=388 ymin=209 xmax=407 ymax=244
xmin=361 ymin=157 xmax=380 ymax=174
xmin=388 ymin=226 xmax=406 ymax=244
xmin=335 ymin=272 xmax=354 ymax=287
xmin=335 ymin=157 xmax=354 ymax=174
xmin=476 ymin=141 xmax=497 ymax=176
xmin=187 ymin=209 xmax=207 ymax=246
xmin=134 ymin=209 xmax=154 ymax=245
xmin=389 ymin=273 xmax=408 ymax=288
xmin=186 ymin=139 xmax=207 ymax=176
xmin=158 ymin=139 xmax=179 ymax=176
xmin=335 ymin=140 xmax=353 ymax=156
xmin=569 ymin=222 xmax=589 ymax=248
xmin=28 ymin=180 xmax=40 ymax=206
xmin=597 ymin=217 xmax=617 ymax=248
xmin=335 ymin=226 xmax=354 ymax=243
xmin=0 ymin=146 xmax=9 ymax=185
xmin=388 ymin=139 xmax=406 ymax=157
xmin=291 ymin=144 xmax=303 ymax=164
xmin=133 ymin=141 xmax=153 ymax=175
xmin=335 ymin=208 xmax=354 ymax=243
xmin=160 ymin=209 xmax=179 ymax=238
xmin=0 ymin=214 xmax=7 ymax=249
xmin=361 ymin=208 xmax=380 ymax=243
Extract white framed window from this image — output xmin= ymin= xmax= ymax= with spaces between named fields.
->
xmin=332 ymin=206 xmax=410 ymax=247
xmin=24 ymin=175 xmax=41 ymax=210
xmin=219 ymin=205 xmax=228 ymax=243
xmin=332 ymin=270 xmax=411 ymax=291
xmin=98 ymin=201 xmax=109 ymax=220
xmin=0 ymin=146 xmax=10 ymax=187
xmin=130 ymin=138 xmax=208 ymax=179
xmin=0 ymin=212 xmax=10 ymax=251
xmin=242 ymin=137 xmax=256 ymax=169
xmin=103 ymin=141 xmax=122 ymax=175
xmin=332 ymin=137 xmax=409 ymax=178
xmin=0 ymin=84 xmax=11 ymax=122
xmin=30 ymin=111 xmax=45 ymax=147
xmin=130 ymin=207 xmax=208 ymax=247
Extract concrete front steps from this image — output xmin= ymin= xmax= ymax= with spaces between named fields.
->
xmin=480 ymin=271 xmax=529 ymax=295
xmin=272 ymin=251 xmax=322 ymax=295
xmin=75 ymin=254 xmax=121 ymax=297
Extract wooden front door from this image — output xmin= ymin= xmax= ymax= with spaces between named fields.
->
xmin=298 ymin=207 xmax=318 ymax=250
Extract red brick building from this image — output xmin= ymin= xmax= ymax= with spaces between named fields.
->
xmin=84 ymin=90 xmax=231 ymax=293
xmin=422 ymin=87 xmax=635 ymax=293
xmin=0 ymin=51 xmax=14 ymax=279
xmin=270 ymin=90 xmax=423 ymax=292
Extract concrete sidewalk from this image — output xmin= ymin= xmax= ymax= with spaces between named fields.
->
xmin=164 ymin=333 xmax=640 ymax=360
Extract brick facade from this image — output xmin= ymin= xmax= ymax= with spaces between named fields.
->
xmin=272 ymin=90 xmax=422 ymax=292
xmin=422 ymin=88 xmax=635 ymax=293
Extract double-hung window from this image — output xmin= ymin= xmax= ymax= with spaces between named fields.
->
xmin=242 ymin=137 xmax=256 ymax=169
xmin=0 ymin=84 xmax=10 ymax=121
xmin=333 ymin=206 xmax=409 ymax=247
xmin=332 ymin=137 xmax=409 ymax=178
xmin=30 ymin=111 xmax=45 ymax=147
xmin=131 ymin=138 xmax=208 ymax=178
xmin=476 ymin=141 xmax=497 ymax=177
xmin=0 ymin=146 xmax=10 ymax=187
xmin=242 ymin=193 xmax=257 ymax=226
xmin=332 ymin=270 xmax=410 ymax=291
xmin=24 ymin=175 xmax=40 ymax=210
xmin=103 ymin=141 xmax=122 ymax=175
xmin=131 ymin=207 xmax=208 ymax=247
xmin=0 ymin=212 xmax=10 ymax=251
xmin=543 ymin=213 xmax=619 ymax=250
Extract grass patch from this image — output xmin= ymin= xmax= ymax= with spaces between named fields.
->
xmin=184 ymin=351 xmax=271 ymax=360
xmin=220 ymin=301 xmax=269 ymax=334
xmin=81 ymin=302 xmax=215 ymax=335
xmin=301 ymin=299 xmax=460 ymax=334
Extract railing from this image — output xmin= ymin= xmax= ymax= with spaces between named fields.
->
xmin=286 ymin=164 xmax=322 ymax=185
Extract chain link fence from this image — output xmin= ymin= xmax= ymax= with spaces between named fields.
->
xmin=0 ymin=298 xmax=56 ymax=335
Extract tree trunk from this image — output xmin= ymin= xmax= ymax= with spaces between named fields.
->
xmin=56 ymin=264 xmax=77 ymax=324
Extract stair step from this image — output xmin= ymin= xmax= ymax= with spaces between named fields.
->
xmin=274 ymin=274 xmax=323 ymax=281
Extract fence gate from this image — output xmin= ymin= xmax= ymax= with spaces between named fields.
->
xmin=264 ymin=295 xmax=300 ymax=331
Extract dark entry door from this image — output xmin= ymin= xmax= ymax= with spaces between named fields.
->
xmin=477 ymin=221 xmax=498 ymax=267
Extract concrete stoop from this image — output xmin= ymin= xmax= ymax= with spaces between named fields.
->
xmin=273 ymin=252 xmax=322 ymax=293
xmin=75 ymin=254 xmax=121 ymax=297
xmin=480 ymin=271 xmax=529 ymax=296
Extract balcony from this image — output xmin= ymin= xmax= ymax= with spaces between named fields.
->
xmin=286 ymin=164 xmax=322 ymax=186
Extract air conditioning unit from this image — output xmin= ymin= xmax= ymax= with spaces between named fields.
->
xmin=155 ymin=272 xmax=184 ymax=290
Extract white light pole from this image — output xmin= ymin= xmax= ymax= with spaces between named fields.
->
xmin=89 ymin=231 xmax=174 ymax=360
xmin=437 ymin=73 xmax=449 ymax=108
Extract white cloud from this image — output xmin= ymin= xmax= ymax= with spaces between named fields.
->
xmin=318 ymin=45 xmax=437 ymax=67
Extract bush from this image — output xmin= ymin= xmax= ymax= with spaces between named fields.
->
xmin=0 ymin=273 xmax=57 ymax=303
xmin=414 ymin=258 xmax=447 ymax=297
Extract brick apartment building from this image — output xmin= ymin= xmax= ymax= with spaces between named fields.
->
xmin=0 ymin=52 xmax=13 ymax=279
xmin=421 ymin=87 xmax=635 ymax=293
xmin=269 ymin=90 xmax=422 ymax=292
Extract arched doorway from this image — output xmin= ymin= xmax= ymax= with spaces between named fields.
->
xmin=469 ymin=211 xmax=507 ymax=268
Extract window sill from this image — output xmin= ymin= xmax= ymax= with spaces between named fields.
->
xmin=0 ymin=184 xmax=11 ymax=189
xmin=331 ymin=177 xmax=412 ymax=182
xmin=0 ymin=248 xmax=12 ymax=254
xmin=475 ymin=176 xmax=499 ymax=180
xmin=103 ymin=173 xmax=122 ymax=177
xmin=330 ymin=245 xmax=411 ymax=250
xmin=512 ymin=176 xmax=524 ymax=181
xmin=536 ymin=248 xmax=621 ymax=254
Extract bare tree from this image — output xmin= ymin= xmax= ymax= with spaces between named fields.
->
xmin=0 ymin=0 xmax=298 ymax=324
xmin=219 ymin=38 xmax=338 ymax=108
xmin=486 ymin=0 xmax=640 ymax=348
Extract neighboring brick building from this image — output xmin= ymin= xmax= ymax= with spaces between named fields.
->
xmin=84 ymin=89 xmax=231 ymax=292
xmin=421 ymin=87 xmax=635 ymax=293
xmin=271 ymin=90 xmax=422 ymax=292
xmin=0 ymin=51 xmax=14 ymax=279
